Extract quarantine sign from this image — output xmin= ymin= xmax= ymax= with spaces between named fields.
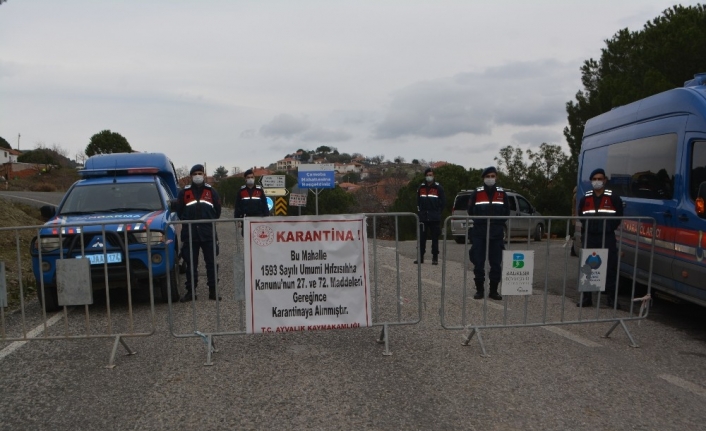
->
xmin=501 ymin=251 xmax=534 ymax=295
xmin=244 ymin=215 xmax=372 ymax=334
xmin=578 ymin=248 xmax=608 ymax=292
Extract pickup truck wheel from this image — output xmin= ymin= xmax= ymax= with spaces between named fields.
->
xmin=36 ymin=284 xmax=60 ymax=312
xmin=159 ymin=265 xmax=181 ymax=303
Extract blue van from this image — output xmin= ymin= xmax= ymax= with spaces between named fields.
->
xmin=579 ymin=73 xmax=706 ymax=306
xmin=31 ymin=153 xmax=181 ymax=311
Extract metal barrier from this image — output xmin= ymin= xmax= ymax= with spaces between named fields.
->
xmin=0 ymin=221 xmax=165 ymax=368
xmin=440 ymin=215 xmax=656 ymax=356
xmin=166 ymin=213 xmax=423 ymax=365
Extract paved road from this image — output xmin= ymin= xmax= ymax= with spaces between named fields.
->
xmin=2 ymin=223 xmax=706 ymax=430
xmin=0 ymin=191 xmax=65 ymax=207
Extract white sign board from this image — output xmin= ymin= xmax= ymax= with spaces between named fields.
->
xmin=244 ymin=215 xmax=372 ymax=334
xmin=578 ymin=248 xmax=608 ymax=292
xmin=289 ymin=193 xmax=307 ymax=207
xmin=501 ymin=250 xmax=534 ymax=295
xmin=261 ymin=175 xmax=286 ymax=188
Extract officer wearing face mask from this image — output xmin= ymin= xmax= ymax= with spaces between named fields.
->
xmin=577 ymin=168 xmax=624 ymax=309
xmin=467 ymin=166 xmax=510 ymax=300
xmin=414 ymin=168 xmax=446 ymax=265
xmin=174 ymin=164 xmax=222 ymax=302
xmin=234 ymin=169 xmax=270 ymax=227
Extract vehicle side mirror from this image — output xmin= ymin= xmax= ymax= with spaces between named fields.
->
xmin=696 ymin=182 xmax=706 ymax=218
xmin=40 ymin=205 xmax=56 ymax=221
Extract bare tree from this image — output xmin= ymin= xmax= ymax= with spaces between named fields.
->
xmin=175 ymin=165 xmax=190 ymax=180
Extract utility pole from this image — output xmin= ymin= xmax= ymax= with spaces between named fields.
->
xmin=17 ymin=133 xmax=20 ymax=151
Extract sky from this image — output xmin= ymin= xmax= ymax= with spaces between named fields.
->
xmin=0 ymin=0 xmax=701 ymax=175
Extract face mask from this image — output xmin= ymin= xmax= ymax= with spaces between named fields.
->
xmin=484 ymin=178 xmax=496 ymax=187
xmin=425 ymin=176 xmax=434 ymax=182
xmin=591 ymin=180 xmax=604 ymax=190
xmin=192 ymin=175 xmax=204 ymax=185
xmin=246 ymin=178 xmax=255 ymax=186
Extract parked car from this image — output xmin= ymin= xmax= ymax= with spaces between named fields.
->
xmin=30 ymin=153 xmax=181 ymax=311
xmin=450 ymin=189 xmax=545 ymax=244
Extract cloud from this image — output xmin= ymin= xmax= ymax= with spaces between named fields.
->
xmin=259 ymin=114 xmax=311 ymax=138
xmin=374 ymin=59 xmax=577 ymax=140
xmin=300 ymin=127 xmax=352 ymax=143
xmin=258 ymin=113 xmax=352 ymax=143
xmin=511 ymin=129 xmax=563 ymax=146
xmin=240 ymin=129 xmax=256 ymax=139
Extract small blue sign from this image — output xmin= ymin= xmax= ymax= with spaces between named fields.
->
xmin=266 ymin=197 xmax=274 ymax=211
xmin=298 ymin=170 xmax=335 ymax=189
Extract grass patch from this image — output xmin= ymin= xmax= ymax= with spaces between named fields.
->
xmin=0 ymin=201 xmax=44 ymax=309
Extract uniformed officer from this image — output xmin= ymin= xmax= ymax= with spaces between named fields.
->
xmin=577 ymin=168 xmax=623 ymax=308
xmin=174 ymin=164 xmax=222 ymax=302
xmin=467 ymin=166 xmax=510 ymax=300
xmin=234 ymin=169 xmax=269 ymax=235
xmin=415 ymin=167 xmax=445 ymax=265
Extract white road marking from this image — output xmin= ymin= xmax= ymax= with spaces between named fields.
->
xmin=658 ymin=374 xmax=706 ymax=397
xmin=0 ymin=312 xmax=65 ymax=360
xmin=541 ymin=325 xmax=602 ymax=347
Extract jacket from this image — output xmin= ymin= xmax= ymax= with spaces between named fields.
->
xmin=467 ymin=185 xmax=510 ymax=237
xmin=579 ymin=189 xmax=623 ymax=235
xmin=175 ymin=183 xmax=221 ymax=242
xmin=416 ymin=181 xmax=445 ymax=222
xmin=234 ymin=185 xmax=270 ymax=219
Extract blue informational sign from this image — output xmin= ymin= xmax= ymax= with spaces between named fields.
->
xmin=266 ymin=197 xmax=274 ymax=211
xmin=297 ymin=164 xmax=335 ymax=189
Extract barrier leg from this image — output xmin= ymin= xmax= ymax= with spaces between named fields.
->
xmin=462 ymin=327 xmax=488 ymax=357
xmin=196 ymin=331 xmax=218 ymax=366
xmin=376 ymin=324 xmax=392 ymax=356
xmin=105 ymin=335 xmax=137 ymax=369
xmin=603 ymin=319 xmax=639 ymax=348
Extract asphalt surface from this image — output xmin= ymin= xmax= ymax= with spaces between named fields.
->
xmin=1 ymin=195 xmax=706 ymax=430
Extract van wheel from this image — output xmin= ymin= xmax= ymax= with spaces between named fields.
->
xmin=36 ymin=283 xmax=60 ymax=312
xmin=534 ymin=224 xmax=544 ymax=241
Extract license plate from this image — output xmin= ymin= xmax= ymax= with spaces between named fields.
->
xmin=76 ymin=252 xmax=122 ymax=265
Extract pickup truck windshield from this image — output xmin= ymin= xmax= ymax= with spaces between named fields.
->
xmin=60 ymin=183 xmax=163 ymax=214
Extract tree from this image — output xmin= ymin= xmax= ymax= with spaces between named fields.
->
xmin=213 ymin=166 xmax=229 ymax=182
xmin=565 ymin=4 xmax=706 ymax=176
xmin=85 ymin=130 xmax=132 ymax=157
xmin=0 ymin=136 xmax=11 ymax=149
xmin=394 ymin=156 xmax=405 ymax=164
xmin=315 ymin=146 xmax=331 ymax=155
xmin=412 ymin=159 xmax=419 ymax=165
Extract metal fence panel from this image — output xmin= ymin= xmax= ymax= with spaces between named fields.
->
xmin=440 ymin=215 xmax=656 ymax=356
xmin=166 ymin=213 xmax=423 ymax=364
xmin=0 ymin=221 xmax=160 ymax=368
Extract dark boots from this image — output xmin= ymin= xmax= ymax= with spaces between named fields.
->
xmin=474 ymin=282 xmax=502 ymax=300
xmin=180 ymin=289 xmax=197 ymax=302
xmin=432 ymin=254 xmax=438 ymax=265
xmin=414 ymin=255 xmax=424 ymax=264
xmin=576 ymin=292 xmax=593 ymax=307
xmin=488 ymin=281 xmax=502 ymax=300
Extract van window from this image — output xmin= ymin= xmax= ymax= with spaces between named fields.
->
xmin=603 ymin=133 xmax=677 ymax=199
xmin=508 ymin=195 xmax=517 ymax=211
xmin=517 ymin=196 xmax=532 ymax=213
xmin=454 ymin=194 xmax=470 ymax=211
xmin=691 ymin=140 xmax=706 ymax=201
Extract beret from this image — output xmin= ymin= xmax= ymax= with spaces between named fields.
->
xmin=589 ymin=168 xmax=606 ymax=179
xmin=424 ymin=168 xmax=433 ymax=175
xmin=190 ymin=164 xmax=205 ymax=175
xmin=481 ymin=166 xmax=497 ymax=177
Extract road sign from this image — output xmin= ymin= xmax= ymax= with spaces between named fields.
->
xmin=263 ymin=188 xmax=289 ymax=197
xmin=289 ymin=193 xmax=307 ymax=207
xmin=261 ymin=175 xmax=285 ymax=188
xmin=297 ymin=164 xmax=335 ymax=189
xmin=275 ymin=197 xmax=288 ymax=215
